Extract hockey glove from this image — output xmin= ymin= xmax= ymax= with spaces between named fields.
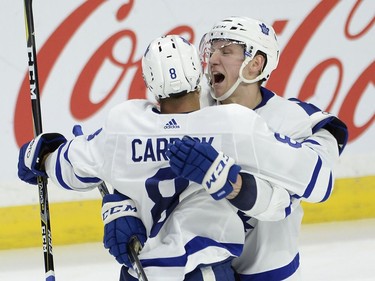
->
xmin=17 ymin=133 xmax=67 ymax=185
xmin=166 ymin=136 xmax=241 ymax=200
xmin=102 ymin=192 xmax=147 ymax=268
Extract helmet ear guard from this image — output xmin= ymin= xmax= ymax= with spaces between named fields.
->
xmin=142 ymin=35 xmax=202 ymax=100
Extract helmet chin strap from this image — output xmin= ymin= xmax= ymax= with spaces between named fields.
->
xmin=211 ymin=57 xmax=264 ymax=102
xmin=211 ymin=77 xmax=242 ymax=101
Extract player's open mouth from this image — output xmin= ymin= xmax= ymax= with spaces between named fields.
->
xmin=212 ymin=73 xmax=225 ymax=85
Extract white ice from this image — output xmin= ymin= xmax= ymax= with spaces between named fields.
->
xmin=1 ymin=219 xmax=374 ymax=281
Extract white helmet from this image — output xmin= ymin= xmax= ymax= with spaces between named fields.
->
xmin=201 ymin=16 xmax=280 ymax=101
xmin=142 ymin=35 xmax=202 ymax=100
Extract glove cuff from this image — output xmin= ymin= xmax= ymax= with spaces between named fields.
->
xmin=202 ymin=152 xmax=240 ymax=200
xmin=228 ymin=163 xmax=241 ymax=183
xmin=24 ymin=133 xmax=67 ymax=173
xmin=102 ymin=196 xmax=140 ymax=224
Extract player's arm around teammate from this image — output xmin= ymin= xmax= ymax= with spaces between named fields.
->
xmin=196 ymin=16 xmax=348 ymax=217
xmin=168 ymin=16 xmax=348 ymax=281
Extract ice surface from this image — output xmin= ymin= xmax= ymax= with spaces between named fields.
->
xmin=1 ymin=219 xmax=374 ymax=280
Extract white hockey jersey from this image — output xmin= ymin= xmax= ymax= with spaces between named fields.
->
xmin=44 ymin=98 xmax=342 ymax=280
xmin=231 ymin=87 xmax=348 ymax=281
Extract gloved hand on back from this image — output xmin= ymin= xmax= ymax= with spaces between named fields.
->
xmin=102 ymin=192 xmax=147 ymax=268
xmin=17 ymin=133 xmax=67 ymax=185
xmin=166 ymin=136 xmax=241 ymax=200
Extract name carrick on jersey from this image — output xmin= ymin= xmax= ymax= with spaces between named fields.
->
xmin=44 ymin=98 xmax=340 ymax=280
xmin=232 ymin=87 xmax=348 ymax=281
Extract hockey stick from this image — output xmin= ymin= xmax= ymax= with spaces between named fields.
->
xmin=128 ymin=236 xmax=149 ymax=281
xmin=73 ymin=125 xmax=147 ymax=280
xmin=23 ymin=2 xmax=145 ymax=280
xmin=97 ymin=182 xmax=110 ymax=198
xmin=23 ymin=0 xmax=55 ymax=280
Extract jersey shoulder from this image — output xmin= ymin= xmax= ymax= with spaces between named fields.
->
xmin=193 ymin=104 xmax=260 ymax=137
xmin=256 ymin=89 xmax=312 ymax=138
xmin=109 ymin=99 xmax=156 ymax=117
xmin=258 ymin=88 xmax=309 ymax=118
xmin=201 ymin=103 xmax=256 ymax=116
xmin=105 ymin=100 xmax=158 ymax=133
xmin=200 ymin=103 xmax=260 ymax=124
xmin=289 ymin=98 xmax=348 ymax=154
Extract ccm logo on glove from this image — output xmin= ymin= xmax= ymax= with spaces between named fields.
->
xmin=102 ymin=200 xmax=139 ymax=224
xmin=26 ymin=139 xmax=36 ymax=159
xmin=205 ymin=153 xmax=232 ymax=188
xmin=203 ymin=152 xmax=237 ymax=199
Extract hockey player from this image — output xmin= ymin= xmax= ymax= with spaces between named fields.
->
xmin=17 ymin=33 xmax=345 ymax=280
xmin=168 ymin=16 xmax=348 ymax=280
xmin=18 ymin=35 xmax=241 ymax=280
xmin=18 ymin=35 xmax=242 ymax=280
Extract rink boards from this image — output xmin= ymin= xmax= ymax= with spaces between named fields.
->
xmin=1 ymin=176 xmax=374 ymax=250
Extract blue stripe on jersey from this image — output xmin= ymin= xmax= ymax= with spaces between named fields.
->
xmin=302 ymin=157 xmax=322 ymax=199
xmin=185 ymin=236 xmax=243 ymax=257
xmin=288 ymin=98 xmax=321 ymax=115
xmin=62 ymin=142 xmax=101 ymax=184
xmin=55 ymin=143 xmax=73 ymax=190
xmin=238 ymin=253 xmax=300 ymax=281
xmin=302 ymin=139 xmax=320 ymax=146
xmin=312 ymin=117 xmax=335 ymax=134
xmin=320 ymin=172 xmax=333 ymax=202
xmin=290 ymin=157 xmax=323 ymax=201
xmin=55 ymin=141 xmax=101 ymax=190
xmin=254 ymin=87 xmax=275 ymax=110
xmin=75 ymin=174 xmax=101 ymax=184
xmin=141 ymin=236 xmax=243 ymax=268
xmin=284 ymin=198 xmax=292 ymax=217
xmin=313 ymin=117 xmax=348 ymax=155
xmin=291 ymin=98 xmax=348 ymax=156
xmin=303 ymin=137 xmax=333 ymax=200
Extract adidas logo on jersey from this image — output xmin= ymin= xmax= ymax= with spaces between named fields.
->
xmin=164 ymin=118 xmax=180 ymax=129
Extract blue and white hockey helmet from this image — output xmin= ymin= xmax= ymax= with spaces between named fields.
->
xmin=200 ymin=16 xmax=280 ymax=83
xmin=142 ymin=35 xmax=202 ymax=100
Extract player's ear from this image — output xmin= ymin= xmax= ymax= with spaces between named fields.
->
xmin=243 ymin=55 xmax=264 ymax=80
xmin=252 ymin=55 xmax=266 ymax=73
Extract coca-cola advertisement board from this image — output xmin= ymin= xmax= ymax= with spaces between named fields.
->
xmin=1 ymin=0 xmax=374 ymax=205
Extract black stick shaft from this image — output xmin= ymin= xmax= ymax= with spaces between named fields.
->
xmin=23 ymin=4 xmax=145 ymax=280
xmin=128 ymin=236 xmax=149 ymax=281
xmin=98 ymin=182 xmax=110 ymax=197
xmin=23 ymin=1 xmax=55 ymax=280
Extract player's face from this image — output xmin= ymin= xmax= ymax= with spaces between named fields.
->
xmin=208 ymin=40 xmax=245 ymax=98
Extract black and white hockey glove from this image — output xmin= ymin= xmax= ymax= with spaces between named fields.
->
xmin=17 ymin=133 xmax=67 ymax=184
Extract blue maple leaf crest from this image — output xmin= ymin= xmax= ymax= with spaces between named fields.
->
xmin=259 ymin=23 xmax=269 ymax=35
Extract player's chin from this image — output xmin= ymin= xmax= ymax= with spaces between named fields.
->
xmin=212 ymin=84 xmax=226 ymax=99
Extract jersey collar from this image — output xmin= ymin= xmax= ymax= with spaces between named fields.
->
xmin=254 ymin=87 xmax=275 ymax=110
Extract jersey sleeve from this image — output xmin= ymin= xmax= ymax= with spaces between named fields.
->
xmin=44 ymin=128 xmax=107 ymax=191
xmin=44 ymin=102 xmax=133 ymax=191
xmin=289 ymin=98 xmax=348 ymax=155
xmin=245 ymin=115 xmax=333 ymax=202
xmin=228 ymin=173 xmax=294 ymax=221
xmin=230 ymin=107 xmax=347 ymax=220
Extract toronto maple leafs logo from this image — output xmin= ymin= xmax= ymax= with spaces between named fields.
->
xmin=259 ymin=23 xmax=269 ymax=35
